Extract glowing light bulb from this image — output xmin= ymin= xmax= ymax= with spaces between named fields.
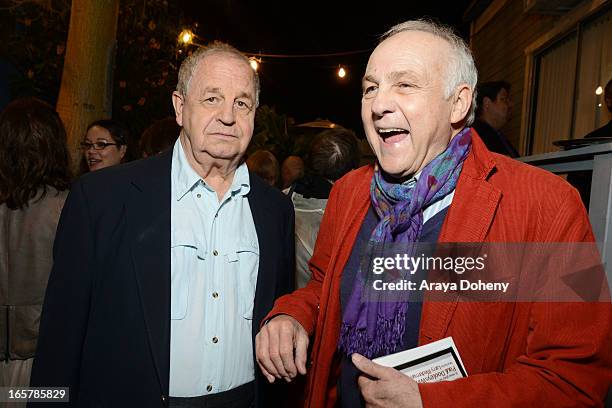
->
xmin=249 ymin=58 xmax=259 ymax=71
xmin=595 ymin=86 xmax=603 ymax=95
xmin=179 ymin=29 xmax=193 ymax=44
xmin=338 ymin=67 xmax=346 ymax=78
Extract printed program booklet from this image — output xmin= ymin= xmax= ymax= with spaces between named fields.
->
xmin=373 ymin=337 xmax=467 ymax=383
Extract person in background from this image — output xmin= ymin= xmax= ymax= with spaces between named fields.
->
xmin=30 ymin=41 xmax=294 ymax=408
xmin=140 ymin=117 xmax=181 ymax=158
xmin=288 ymin=128 xmax=360 ymax=288
xmin=247 ymin=149 xmax=280 ymax=187
xmin=80 ymin=119 xmax=132 ymax=172
xmin=256 ymin=19 xmax=611 ymax=408
xmin=281 ymin=155 xmax=305 ymax=190
xmin=472 ymin=80 xmax=519 ymax=157
xmin=0 ymin=98 xmax=72 ymax=401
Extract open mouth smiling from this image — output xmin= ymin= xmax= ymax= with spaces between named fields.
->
xmin=376 ymin=127 xmax=409 ymax=143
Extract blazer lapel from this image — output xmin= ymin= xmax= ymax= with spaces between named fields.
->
xmin=247 ymin=174 xmax=277 ymax=336
xmin=420 ymin=134 xmax=502 ymax=343
xmin=126 ymin=151 xmax=172 ymax=394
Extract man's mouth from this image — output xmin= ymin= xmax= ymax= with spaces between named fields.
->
xmin=211 ymin=132 xmax=237 ymax=138
xmin=88 ymin=158 xmax=102 ymax=166
xmin=376 ymin=127 xmax=409 ymax=143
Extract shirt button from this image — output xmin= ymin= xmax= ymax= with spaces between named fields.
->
xmin=212 ymin=292 xmax=219 ymax=298
xmin=196 ymin=193 xmax=201 ymax=198
xmin=206 ymin=384 xmax=213 ymax=392
xmin=212 ymin=336 xmax=219 ymax=343
xmin=161 ymin=394 xmax=166 ymax=402
xmin=213 ymin=250 xmax=218 ymax=256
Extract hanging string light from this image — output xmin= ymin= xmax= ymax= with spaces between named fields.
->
xmin=178 ymin=29 xmax=194 ymax=45
xmin=177 ymin=29 xmax=365 ymax=80
xmin=249 ymin=57 xmax=260 ymax=72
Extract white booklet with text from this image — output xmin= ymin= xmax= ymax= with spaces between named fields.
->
xmin=373 ymin=337 xmax=468 ymax=383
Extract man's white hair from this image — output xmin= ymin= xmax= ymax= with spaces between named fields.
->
xmin=176 ymin=41 xmax=260 ymax=107
xmin=381 ymin=19 xmax=478 ymax=125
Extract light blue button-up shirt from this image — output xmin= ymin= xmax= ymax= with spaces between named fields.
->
xmin=169 ymin=138 xmax=259 ymax=397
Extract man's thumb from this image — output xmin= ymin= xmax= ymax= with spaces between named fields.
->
xmin=351 ymin=353 xmax=390 ymax=380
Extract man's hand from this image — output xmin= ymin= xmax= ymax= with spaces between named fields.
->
xmin=255 ymin=314 xmax=309 ymax=383
xmin=352 ymin=353 xmax=423 ymax=408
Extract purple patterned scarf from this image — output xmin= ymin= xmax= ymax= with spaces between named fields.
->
xmin=338 ymin=128 xmax=472 ymax=358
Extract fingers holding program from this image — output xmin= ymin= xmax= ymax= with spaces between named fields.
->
xmin=255 ymin=314 xmax=309 ymax=383
xmin=352 ymin=353 xmax=423 ymax=408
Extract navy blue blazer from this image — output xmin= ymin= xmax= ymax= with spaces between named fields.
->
xmin=30 ymin=149 xmax=295 ymax=407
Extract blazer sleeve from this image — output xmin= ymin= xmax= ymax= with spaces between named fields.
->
xmin=262 ymin=180 xmax=342 ymax=335
xmin=277 ymin=197 xmax=296 ymax=297
xmin=29 ymin=179 xmax=95 ymax=406
xmin=419 ymin=188 xmax=612 ymax=407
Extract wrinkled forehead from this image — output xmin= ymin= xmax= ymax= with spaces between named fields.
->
xmin=190 ymin=52 xmax=256 ymax=96
xmin=365 ymin=30 xmax=450 ymax=79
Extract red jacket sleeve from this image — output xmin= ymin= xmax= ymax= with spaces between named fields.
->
xmin=419 ymin=188 xmax=612 ymax=407
xmin=262 ymin=179 xmax=342 ymax=335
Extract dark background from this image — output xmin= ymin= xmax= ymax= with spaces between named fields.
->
xmin=179 ymin=0 xmax=472 ymax=133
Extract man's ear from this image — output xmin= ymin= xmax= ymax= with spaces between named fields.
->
xmin=450 ymin=85 xmax=473 ymax=125
xmin=172 ymin=91 xmax=185 ymax=127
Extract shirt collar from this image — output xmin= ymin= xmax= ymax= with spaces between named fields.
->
xmin=230 ymin=162 xmax=251 ymax=197
xmin=403 ymin=170 xmax=421 ymax=187
xmin=172 ymin=138 xmax=251 ymax=201
xmin=172 ymin=138 xmax=202 ymax=201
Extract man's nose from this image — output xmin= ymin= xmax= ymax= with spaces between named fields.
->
xmin=217 ymin=101 xmax=236 ymax=126
xmin=370 ymin=89 xmax=395 ymax=118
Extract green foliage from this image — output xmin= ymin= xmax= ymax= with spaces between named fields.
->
xmin=2 ymin=0 xmax=70 ymax=101
xmin=113 ymin=0 xmax=187 ymax=140
xmin=3 ymin=0 xmax=189 ymax=141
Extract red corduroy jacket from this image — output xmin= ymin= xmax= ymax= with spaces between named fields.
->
xmin=265 ymin=132 xmax=612 ymax=407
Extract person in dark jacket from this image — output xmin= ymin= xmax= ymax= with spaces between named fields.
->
xmin=30 ymin=42 xmax=294 ymax=408
xmin=472 ymin=80 xmax=519 ymax=157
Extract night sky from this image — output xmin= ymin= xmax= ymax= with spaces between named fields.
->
xmin=179 ymin=1 xmax=473 ymax=134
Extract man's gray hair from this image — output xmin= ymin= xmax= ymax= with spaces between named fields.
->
xmin=381 ymin=19 xmax=478 ymax=125
xmin=176 ymin=41 xmax=260 ymax=107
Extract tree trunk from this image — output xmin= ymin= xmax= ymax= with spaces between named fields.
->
xmin=56 ymin=0 xmax=120 ymax=171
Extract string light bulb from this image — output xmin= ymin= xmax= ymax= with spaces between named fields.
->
xmin=337 ymin=66 xmax=347 ymax=79
xmin=595 ymin=86 xmax=603 ymax=95
xmin=249 ymin=57 xmax=259 ymax=72
xmin=178 ymin=29 xmax=194 ymax=45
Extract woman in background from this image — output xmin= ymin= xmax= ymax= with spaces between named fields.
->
xmin=0 ymin=98 xmax=72 ymax=393
xmin=80 ymin=119 xmax=132 ymax=172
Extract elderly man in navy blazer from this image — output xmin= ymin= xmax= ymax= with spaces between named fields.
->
xmin=30 ymin=42 xmax=295 ymax=408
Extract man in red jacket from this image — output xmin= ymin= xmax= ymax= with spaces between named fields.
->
xmin=256 ymin=19 xmax=611 ymax=407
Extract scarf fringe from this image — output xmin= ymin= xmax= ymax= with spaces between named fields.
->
xmin=338 ymin=307 xmax=407 ymax=359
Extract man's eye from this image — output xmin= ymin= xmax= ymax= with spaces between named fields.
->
xmin=204 ymin=96 xmax=219 ymax=103
xmin=235 ymin=100 xmax=252 ymax=110
xmin=363 ymin=85 xmax=377 ymax=96
xmin=397 ymin=82 xmax=414 ymax=89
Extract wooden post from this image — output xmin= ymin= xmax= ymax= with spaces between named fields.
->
xmin=56 ymin=0 xmax=120 ymax=171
